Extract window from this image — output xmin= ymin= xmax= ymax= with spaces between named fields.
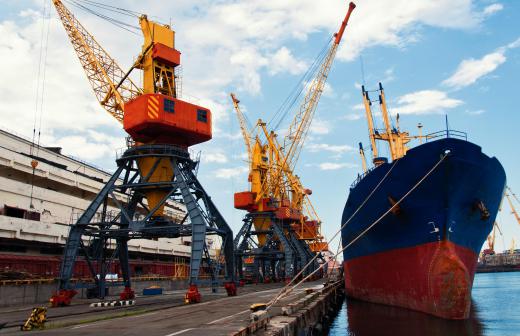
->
xmin=164 ymin=98 xmax=175 ymax=113
xmin=197 ymin=109 xmax=208 ymax=123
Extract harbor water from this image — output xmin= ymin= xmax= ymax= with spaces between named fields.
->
xmin=329 ymin=272 xmax=520 ymax=335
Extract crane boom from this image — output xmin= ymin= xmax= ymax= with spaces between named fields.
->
xmin=505 ymin=192 xmax=520 ymax=226
xmin=230 ymin=93 xmax=253 ymax=163
xmin=52 ymin=0 xmax=141 ymax=123
xmin=282 ymin=2 xmax=356 ymax=171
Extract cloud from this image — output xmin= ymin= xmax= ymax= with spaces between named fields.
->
xmin=383 ymin=68 xmax=395 ymax=83
xmin=466 ymin=109 xmax=485 ymax=115
xmin=0 ymin=0 xmax=501 ymax=169
xmin=442 ymin=52 xmax=506 ymax=89
xmin=352 ymin=103 xmax=365 ymax=111
xmin=392 ymin=90 xmax=463 ymax=115
xmin=215 ymin=167 xmax=248 ymax=179
xmin=335 ymin=0 xmax=486 ymax=61
xmin=318 ymin=162 xmax=357 ymax=171
xmin=268 ymin=47 xmax=307 ymax=76
xmin=442 ymin=37 xmax=519 ymax=89
xmin=482 ymin=3 xmax=503 ymax=16
xmin=310 ymin=119 xmax=331 ymax=135
xmin=201 ymin=152 xmax=228 ymax=164
xmin=342 ymin=113 xmax=363 ymax=121
xmin=307 ymin=143 xmax=355 ymax=154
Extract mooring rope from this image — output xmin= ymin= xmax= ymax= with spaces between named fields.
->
xmin=267 ymin=152 xmax=448 ymax=308
xmin=267 ymin=158 xmax=400 ymax=305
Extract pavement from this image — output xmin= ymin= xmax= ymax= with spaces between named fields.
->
xmin=0 ymin=281 xmax=323 ymax=335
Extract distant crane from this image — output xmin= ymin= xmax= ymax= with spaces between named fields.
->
xmin=505 ymin=187 xmax=520 ymax=227
xmin=231 ymin=2 xmax=356 ymax=282
xmin=50 ymin=0 xmax=234 ymax=306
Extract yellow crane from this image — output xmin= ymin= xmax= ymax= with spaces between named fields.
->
xmin=361 ymin=83 xmax=412 ymax=162
xmin=232 ymin=3 xmax=355 ymax=281
xmin=254 ymin=1 xmax=356 ymax=242
xmin=358 ymin=142 xmax=368 ymax=174
xmin=230 ymin=93 xmax=253 ymax=163
xmin=51 ymin=0 xmax=234 ymax=304
xmin=505 ymin=188 xmax=520 ymax=227
xmin=486 ymin=221 xmax=502 ymax=253
xmin=282 ymin=2 xmax=356 ymax=172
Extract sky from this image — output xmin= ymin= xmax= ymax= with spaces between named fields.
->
xmin=1 ymin=0 xmax=519 ymax=253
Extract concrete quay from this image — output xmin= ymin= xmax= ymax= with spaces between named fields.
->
xmin=0 ymin=279 xmax=344 ymax=336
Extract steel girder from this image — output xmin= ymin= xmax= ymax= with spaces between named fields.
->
xmin=233 ymin=213 xmax=317 ymax=281
xmin=57 ymin=144 xmax=234 ymax=298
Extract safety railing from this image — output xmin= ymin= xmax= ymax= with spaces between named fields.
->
xmin=425 ymin=129 xmax=467 ymax=142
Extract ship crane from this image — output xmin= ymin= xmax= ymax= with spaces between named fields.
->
xmin=50 ymin=0 xmax=235 ymax=306
xmin=361 ymin=82 xmax=437 ymax=166
xmin=358 ymin=142 xmax=368 ymax=174
xmin=231 ymin=2 xmax=355 ymax=282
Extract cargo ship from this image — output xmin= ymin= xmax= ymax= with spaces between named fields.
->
xmin=341 ymin=83 xmax=506 ymax=319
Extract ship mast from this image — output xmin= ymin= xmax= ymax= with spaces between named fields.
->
xmin=361 ymin=82 xmax=413 ymax=164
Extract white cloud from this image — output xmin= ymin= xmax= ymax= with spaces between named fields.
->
xmin=482 ymin=3 xmax=503 ymax=16
xmin=352 ymin=103 xmax=364 ymax=111
xmin=215 ymin=167 xmax=248 ymax=179
xmin=0 ymin=0 xmax=500 ymax=169
xmin=342 ymin=114 xmax=363 ymax=121
xmin=508 ymin=37 xmax=520 ymax=49
xmin=392 ymin=90 xmax=463 ymax=115
xmin=310 ymin=119 xmax=331 ymax=135
xmin=335 ymin=0 xmax=485 ymax=61
xmin=442 ymin=37 xmax=520 ymax=89
xmin=269 ymin=47 xmax=307 ymax=76
xmin=202 ymin=152 xmax=228 ymax=164
xmin=383 ymin=68 xmax=395 ymax=83
xmin=442 ymin=52 xmax=506 ymax=89
xmin=318 ymin=162 xmax=357 ymax=171
xmin=466 ymin=109 xmax=485 ymax=115
xmin=307 ymin=143 xmax=354 ymax=154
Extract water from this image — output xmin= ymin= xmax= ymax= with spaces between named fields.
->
xmin=329 ymin=272 xmax=520 ymax=335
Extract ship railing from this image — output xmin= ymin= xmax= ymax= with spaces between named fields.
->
xmin=425 ymin=129 xmax=467 ymax=142
xmin=350 ymin=166 xmax=376 ymax=189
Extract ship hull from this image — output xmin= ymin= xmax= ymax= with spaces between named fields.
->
xmin=341 ymin=138 xmax=506 ymax=319
xmin=344 ymin=241 xmax=477 ymax=319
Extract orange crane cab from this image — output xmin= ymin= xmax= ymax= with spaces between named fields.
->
xmin=124 ymin=94 xmax=212 ymax=146
xmin=122 ymin=16 xmax=212 ymax=146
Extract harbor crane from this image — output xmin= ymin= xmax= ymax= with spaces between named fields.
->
xmin=50 ymin=0 xmax=234 ymax=306
xmin=505 ymin=187 xmax=520 ymax=227
xmin=231 ymin=2 xmax=356 ymax=282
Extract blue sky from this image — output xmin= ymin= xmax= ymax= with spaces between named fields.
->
xmin=1 ymin=0 xmax=519 ymax=253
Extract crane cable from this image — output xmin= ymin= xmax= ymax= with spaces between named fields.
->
xmin=29 ymin=0 xmax=52 ymax=209
xmin=64 ymin=0 xmax=141 ymax=35
xmin=268 ymin=37 xmax=332 ymax=132
xmin=267 ymin=152 xmax=449 ymax=308
xmin=268 ymin=156 xmax=400 ymax=303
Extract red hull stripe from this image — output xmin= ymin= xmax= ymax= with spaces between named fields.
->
xmin=344 ymin=241 xmax=478 ymax=319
